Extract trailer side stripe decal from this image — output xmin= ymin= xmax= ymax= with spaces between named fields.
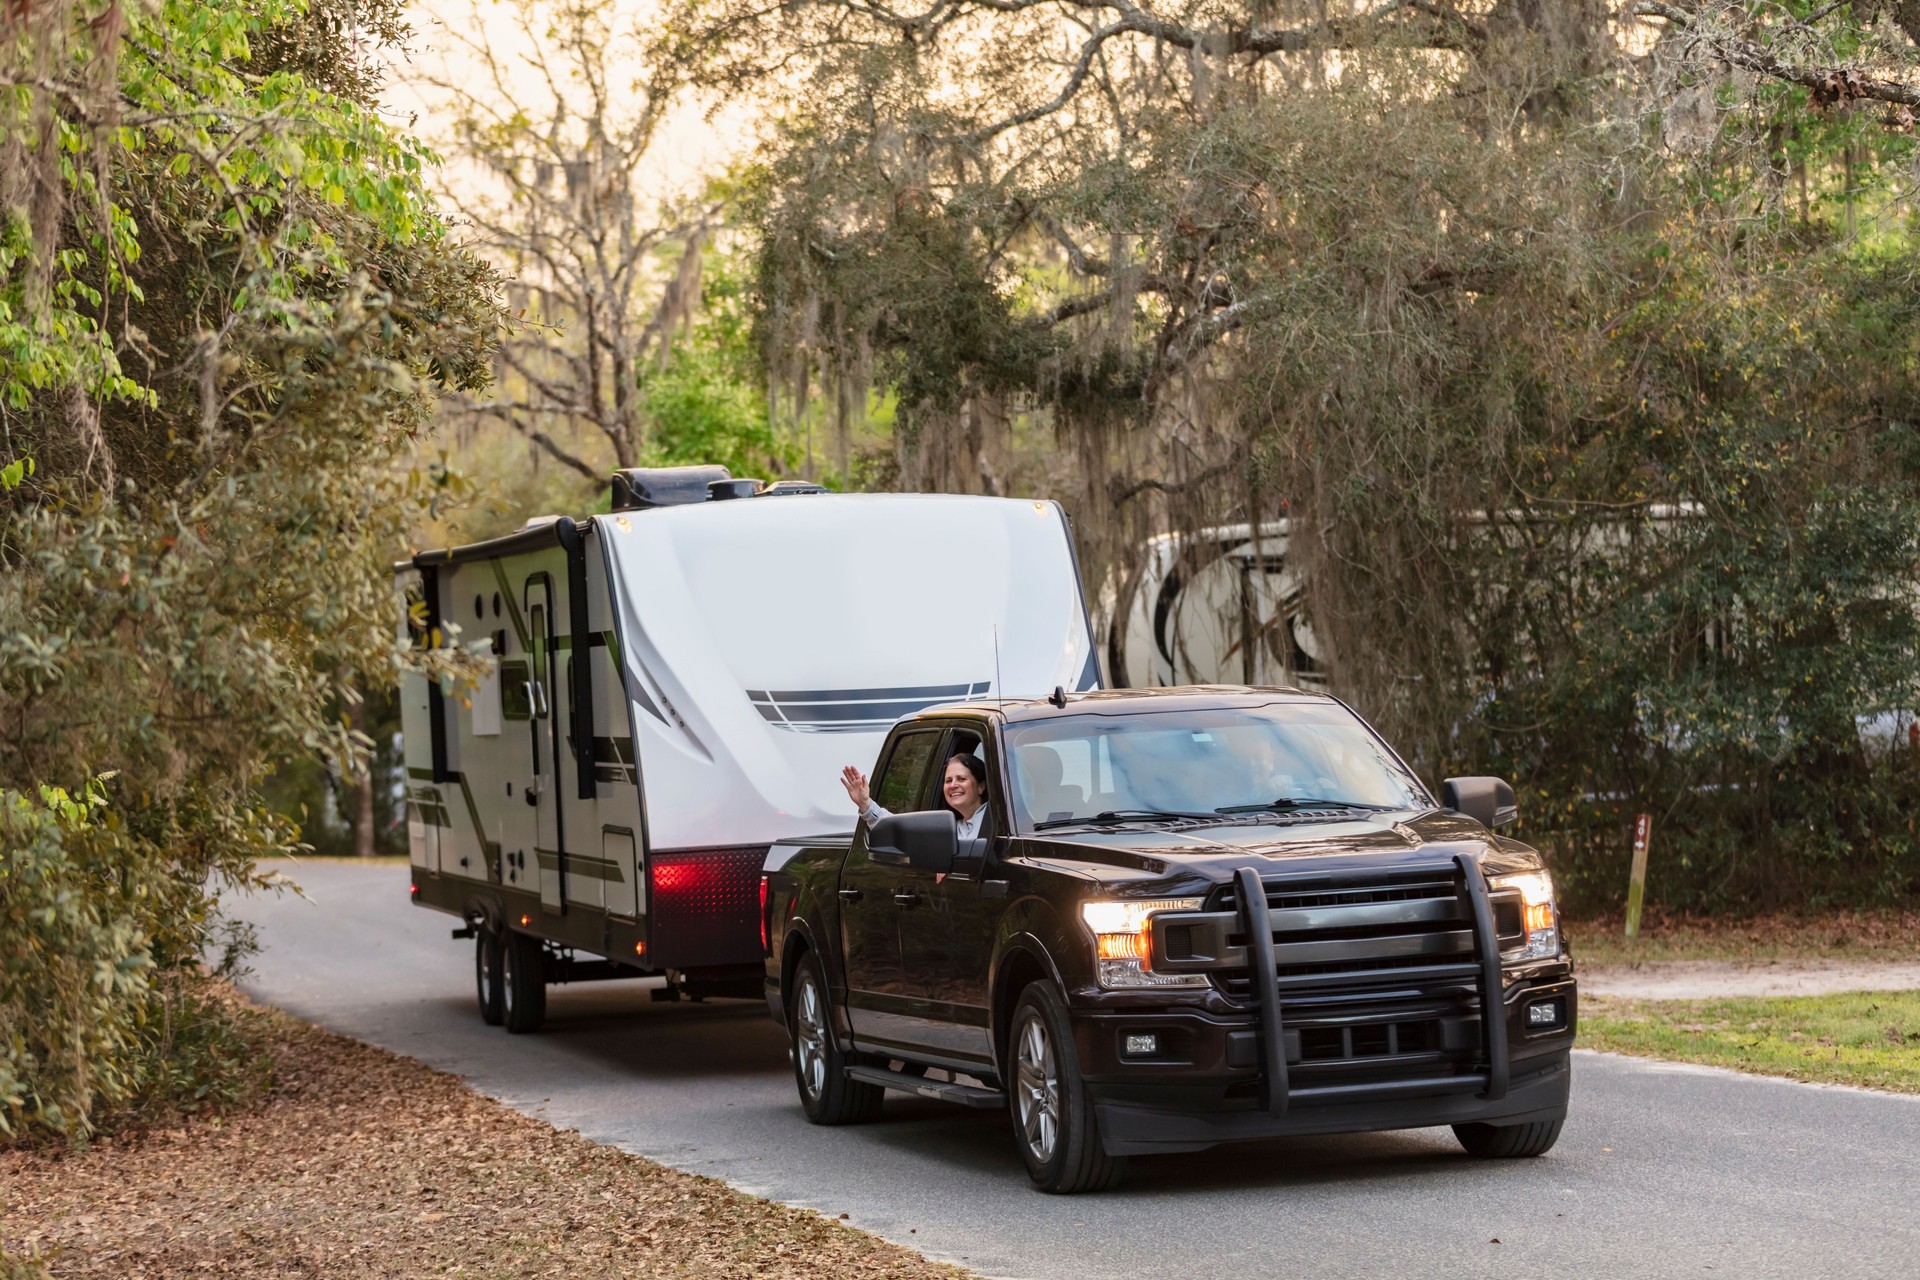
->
xmin=745 ymin=682 xmax=991 ymax=733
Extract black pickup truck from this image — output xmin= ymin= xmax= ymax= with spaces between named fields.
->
xmin=760 ymin=687 xmax=1575 ymax=1192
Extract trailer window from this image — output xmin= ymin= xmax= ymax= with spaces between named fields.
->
xmin=873 ymin=731 xmax=941 ymax=814
xmin=500 ymin=660 xmax=532 ymax=720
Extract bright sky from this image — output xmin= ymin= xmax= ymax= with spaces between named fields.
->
xmin=387 ymin=0 xmax=758 ymax=211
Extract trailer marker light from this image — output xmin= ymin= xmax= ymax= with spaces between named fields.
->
xmin=410 ymin=883 xmax=419 ymax=897
xmin=759 ymin=874 xmax=770 ymax=951
xmin=520 ymin=913 xmax=532 ymax=928
xmin=634 ymin=940 xmax=647 ymax=957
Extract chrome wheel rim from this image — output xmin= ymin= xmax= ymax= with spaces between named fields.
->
xmin=794 ymin=973 xmax=828 ymax=1101
xmin=502 ymin=946 xmax=516 ymax=1019
xmin=1015 ymin=1012 xmax=1060 ymax=1164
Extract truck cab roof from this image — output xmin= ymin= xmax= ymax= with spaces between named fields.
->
xmin=896 ymin=684 xmax=1341 ymax=727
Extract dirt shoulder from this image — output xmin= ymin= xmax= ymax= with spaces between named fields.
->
xmin=1565 ymin=909 xmax=1920 ymax=999
xmin=0 ymin=999 xmax=970 ymax=1280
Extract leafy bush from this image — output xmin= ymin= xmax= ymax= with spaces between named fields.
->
xmin=0 ymin=783 xmax=267 ymax=1140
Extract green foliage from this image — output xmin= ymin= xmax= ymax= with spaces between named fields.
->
xmin=1 ymin=0 xmax=502 ymax=1137
xmin=0 ymin=782 xmax=269 ymax=1140
xmin=638 ymin=253 xmax=796 ymax=478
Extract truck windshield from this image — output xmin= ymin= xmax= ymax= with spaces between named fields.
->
xmin=1004 ymin=703 xmax=1430 ymax=833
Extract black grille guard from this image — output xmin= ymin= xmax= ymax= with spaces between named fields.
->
xmin=1162 ymin=854 xmax=1511 ymax=1116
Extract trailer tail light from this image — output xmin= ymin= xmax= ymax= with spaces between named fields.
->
xmin=410 ymin=883 xmax=419 ymax=898
xmin=759 ymin=874 xmax=770 ymax=952
xmin=648 ymin=847 xmax=765 ymax=969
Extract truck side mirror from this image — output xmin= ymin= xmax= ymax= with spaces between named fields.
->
xmin=869 ymin=810 xmax=958 ymax=874
xmin=1441 ymin=776 xmax=1518 ymax=829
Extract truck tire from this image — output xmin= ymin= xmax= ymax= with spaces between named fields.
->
xmin=502 ymin=929 xmax=547 ymax=1034
xmin=475 ymin=926 xmax=505 ymax=1026
xmin=788 ymin=951 xmax=883 ymax=1124
xmin=1008 ymin=982 xmax=1126 ymax=1193
xmin=1453 ymin=1118 xmax=1564 ymax=1158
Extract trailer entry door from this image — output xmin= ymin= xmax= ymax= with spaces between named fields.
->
xmin=526 ymin=576 xmax=565 ymax=913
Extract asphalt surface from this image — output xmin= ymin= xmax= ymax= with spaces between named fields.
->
xmin=233 ymin=861 xmax=1920 ymax=1280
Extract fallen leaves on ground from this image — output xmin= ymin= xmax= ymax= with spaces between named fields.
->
xmin=0 ymin=997 xmax=973 ymax=1279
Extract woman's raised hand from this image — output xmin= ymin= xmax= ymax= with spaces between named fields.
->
xmin=840 ymin=765 xmax=871 ymax=811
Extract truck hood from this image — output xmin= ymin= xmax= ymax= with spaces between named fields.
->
xmin=1012 ymin=807 xmax=1546 ymax=894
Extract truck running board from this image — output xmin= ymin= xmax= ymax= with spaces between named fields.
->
xmin=845 ymin=1065 xmax=1007 ymax=1109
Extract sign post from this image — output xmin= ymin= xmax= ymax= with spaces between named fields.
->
xmin=1624 ymin=812 xmax=1652 ymax=941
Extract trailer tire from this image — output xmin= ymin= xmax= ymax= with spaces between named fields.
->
xmin=788 ymin=951 xmax=882 ymax=1125
xmin=475 ymin=926 xmax=505 ymax=1026
xmin=502 ymin=930 xmax=547 ymax=1034
xmin=1452 ymin=1118 xmax=1564 ymax=1159
xmin=1008 ymin=982 xmax=1126 ymax=1193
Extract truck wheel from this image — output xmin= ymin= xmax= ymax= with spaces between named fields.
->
xmin=788 ymin=951 xmax=882 ymax=1124
xmin=502 ymin=929 xmax=547 ymax=1034
xmin=1453 ymin=1118 xmax=1564 ymax=1158
xmin=475 ymin=926 xmax=504 ymax=1026
xmin=1008 ymin=983 xmax=1126 ymax=1193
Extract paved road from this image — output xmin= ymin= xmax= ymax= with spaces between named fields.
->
xmin=234 ymin=862 xmax=1919 ymax=1280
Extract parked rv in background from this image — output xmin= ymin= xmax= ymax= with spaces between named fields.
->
xmin=396 ymin=466 xmax=1101 ymax=1032
xmin=1108 ymin=523 xmax=1326 ymax=692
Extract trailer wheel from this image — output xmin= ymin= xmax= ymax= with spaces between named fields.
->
xmin=1008 ymin=982 xmax=1126 ymax=1193
xmin=474 ymin=926 xmax=504 ymax=1026
xmin=502 ymin=929 xmax=547 ymax=1034
xmin=788 ymin=951 xmax=882 ymax=1124
xmin=1452 ymin=1118 xmax=1564 ymax=1158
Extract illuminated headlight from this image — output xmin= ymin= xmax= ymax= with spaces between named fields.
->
xmin=1080 ymin=899 xmax=1207 ymax=989
xmin=1491 ymin=870 xmax=1560 ymax=964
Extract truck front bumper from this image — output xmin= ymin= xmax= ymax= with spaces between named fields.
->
xmin=1091 ymin=1050 xmax=1570 ymax=1154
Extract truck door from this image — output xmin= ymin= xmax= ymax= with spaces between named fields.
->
xmin=841 ymin=728 xmax=941 ymax=1049
xmin=526 ymin=576 xmax=565 ymax=914
xmin=898 ymin=725 xmax=1000 ymax=1065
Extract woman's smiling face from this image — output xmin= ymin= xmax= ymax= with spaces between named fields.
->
xmin=944 ymin=758 xmax=983 ymax=815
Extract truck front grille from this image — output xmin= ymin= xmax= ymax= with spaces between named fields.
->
xmin=1207 ymin=867 xmax=1494 ymax=1079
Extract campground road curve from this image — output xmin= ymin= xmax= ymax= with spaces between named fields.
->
xmin=234 ymin=862 xmax=1918 ymax=1280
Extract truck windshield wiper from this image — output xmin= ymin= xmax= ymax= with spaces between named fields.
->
xmin=1032 ymin=809 xmax=1217 ymax=831
xmin=1212 ymin=798 xmax=1399 ymax=815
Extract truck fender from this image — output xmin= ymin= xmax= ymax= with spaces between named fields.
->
xmin=988 ymin=932 xmax=1068 ymax=1079
xmin=777 ymin=917 xmax=857 ymax=1052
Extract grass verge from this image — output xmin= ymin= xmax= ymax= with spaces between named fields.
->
xmin=1565 ymin=909 xmax=1920 ymax=968
xmin=1578 ymin=990 xmax=1920 ymax=1094
xmin=0 ymin=992 xmax=971 ymax=1280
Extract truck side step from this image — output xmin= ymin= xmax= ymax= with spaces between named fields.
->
xmin=845 ymin=1065 xmax=1006 ymax=1109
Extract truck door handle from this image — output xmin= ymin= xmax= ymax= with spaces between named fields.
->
xmin=838 ymin=887 xmax=863 ymax=902
xmin=892 ymin=890 xmax=921 ymax=907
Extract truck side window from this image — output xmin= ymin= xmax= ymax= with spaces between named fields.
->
xmin=873 ymin=730 xmax=941 ymax=813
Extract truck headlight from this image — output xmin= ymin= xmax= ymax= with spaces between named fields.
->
xmin=1081 ymin=899 xmax=1207 ymax=989
xmin=1490 ymin=870 xmax=1560 ymax=964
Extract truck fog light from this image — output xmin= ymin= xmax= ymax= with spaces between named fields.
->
xmin=1526 ymin=1000 xmax=1562 ymax=1029
xmin=1124 ymin=1033 xmax=1159 ymax=1057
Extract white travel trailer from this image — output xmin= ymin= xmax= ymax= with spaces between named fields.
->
xmin=397 ymin=466 xmax=1101 ymax=1031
